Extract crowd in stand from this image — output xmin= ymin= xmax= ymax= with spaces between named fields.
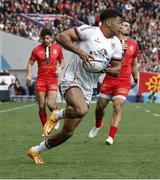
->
xmin=0 ymin=0 xmax=160 ymax=73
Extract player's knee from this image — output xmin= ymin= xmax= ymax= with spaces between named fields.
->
xmin=75 ymin=105 xmax=88 ymax=117
xmin=113 ymin=103 xmax=122 ymax=114
xmin=47 ymin=103 xmax=56 ymax=112
xmin=39 ymin=106 xmax=45 ymax=112
xmin=38 ymin=101 xmax=45 ymax=109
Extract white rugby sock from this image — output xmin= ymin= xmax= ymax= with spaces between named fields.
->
xmin=55 ymin=109 xmax=65 ymax=120
xmin=31 ymin=141 xmax=49 ymax=153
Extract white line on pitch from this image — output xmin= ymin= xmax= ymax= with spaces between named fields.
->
xmin=0 ymin=104 xmax=36 ymax=114
xmin=152 ymin=113 xmax=160 ymax=117
xmin=144 ymin=109 xmax=151 ymax=113
xmin=136 ymin=106 xmax=140 ymax=109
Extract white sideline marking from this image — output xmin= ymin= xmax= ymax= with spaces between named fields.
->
xmin=143 ymin=109 xmax=160 ymax=117
xmin=0 ymin=104 xmax=36 ymax=114
xmin=136 ymin=106 xmax=140 ymax=109
xmin=153 ymin=113 xmax=160 ymax=117
xmin=144 ymin=109 xmax=151 ymax=113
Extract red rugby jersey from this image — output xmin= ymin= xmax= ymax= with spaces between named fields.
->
xmin=30 ymin=43 xmax=64 ymax=80
xmin=105 ymin=38 xmax=139 ymax=85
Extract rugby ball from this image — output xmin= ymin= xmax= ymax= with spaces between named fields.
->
xmin=83 ymin=59 xmax=108 ymax=73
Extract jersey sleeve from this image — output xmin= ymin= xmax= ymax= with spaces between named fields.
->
xmin=112 ymin=38 xmax=123 ymax=61
xmin=57 ymin=46 xmax=64 ymax=62
xmin=75 ymin=25 xmax=95 ymax=41
xmin=29 ymin=48 xmax=37 ymax=63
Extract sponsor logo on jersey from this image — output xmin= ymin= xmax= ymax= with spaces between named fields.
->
xmin=90 ymin=48 xmax=109 ymax=60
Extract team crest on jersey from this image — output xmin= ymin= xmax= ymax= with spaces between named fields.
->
xmin=111 ymin=43 xmax=115 ymax=49
xmin=129 ymin=45 xmax=134 ymax=52
xmin=53 ymin=49 xmax=57 ymax=55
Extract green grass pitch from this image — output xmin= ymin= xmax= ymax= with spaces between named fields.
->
xmin=0 ymin=102 xmax=160 ymax=179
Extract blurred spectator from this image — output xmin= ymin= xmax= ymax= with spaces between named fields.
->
xmin=14 ymin=74 xmax=20 ymax=84
xmin=15 ymin=80 xmax=26 ymax=95
xmin=8 ymin=78 xmax=16 ymax=96
xmin=0 ymin=69 xmax=10 ymax=75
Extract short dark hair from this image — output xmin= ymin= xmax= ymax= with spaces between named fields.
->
xmin=100 ymin=9 xmax=123 ymax=22
xmin=40 ymin=28 xmax=52 ymax=37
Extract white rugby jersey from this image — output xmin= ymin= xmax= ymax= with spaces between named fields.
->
xmin=61 ymin=25 xmax=122 ymax=90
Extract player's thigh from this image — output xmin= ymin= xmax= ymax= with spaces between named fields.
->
xmin=65 ymin=87 xmax=88 ymax=111
xmin=99 ymin=83 xmax=113 ymax=109
xmin=47 ymin=91 xmax=57 ymax=106
xmin=36 ymin=91 xmax=47 ymax=107
xmin=35 ymin=80 xmax=47 ymax=103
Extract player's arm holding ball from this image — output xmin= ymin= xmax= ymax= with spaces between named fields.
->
xmin=56 ymin=28 xmax=94 ymax=62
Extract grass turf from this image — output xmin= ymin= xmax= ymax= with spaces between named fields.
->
xmin=0 ymin=102 xmax=160 ymax=179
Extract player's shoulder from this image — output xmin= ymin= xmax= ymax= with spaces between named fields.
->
xmin=112 ymin=36 xmax=121 ymax=42
xmin=112 ymin=36 xmax=122 ymax=48
xmin=51 ymin=42 xmax=61 ymax=49
xmin=77 ymin=24 xmax=97 ymax=32
xmin=127 ymin=38 xmax=138 ymax=46
xmin=34 ymin=44 xmax=43 ymax=51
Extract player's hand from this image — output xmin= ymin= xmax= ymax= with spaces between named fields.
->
xmin=130 ymin=82 xmax=137 ymax=89
xmin=78 ymin=49 xmax=94 ymax=62
xmin=26 ymin=75 xmax=32 ymax=86
xmin=101 ymin=64 xmax=111 ymax=73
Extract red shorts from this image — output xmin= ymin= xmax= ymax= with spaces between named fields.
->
xmin=35 ymin=78 xmax=58 ymax=92
xmin=100 ymin=80 xmax=130 ymax=99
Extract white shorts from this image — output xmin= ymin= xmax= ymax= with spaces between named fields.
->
xmin=59 ymin=80 xmax=93 ymax=104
